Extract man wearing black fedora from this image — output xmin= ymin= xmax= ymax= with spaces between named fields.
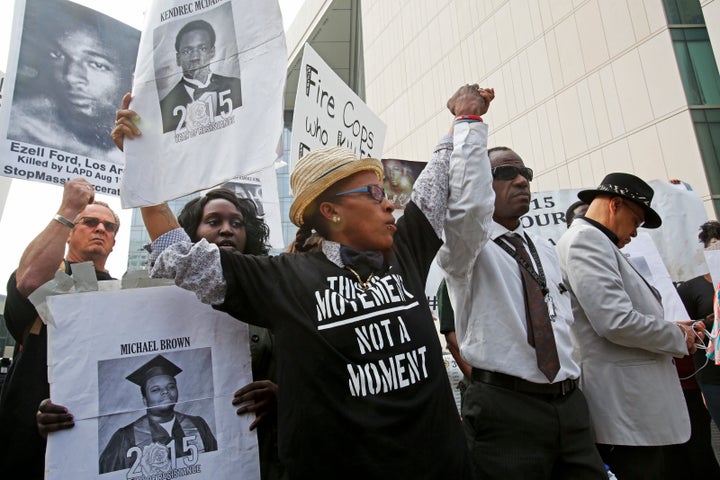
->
xmin=556 ymin=172 xmax=697 ymax=480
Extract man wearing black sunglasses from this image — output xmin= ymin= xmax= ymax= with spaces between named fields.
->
xmin=0 ymin=178 xmax=119 ymax=479
xmin=439 ymin=146 xmax=606 ymax=479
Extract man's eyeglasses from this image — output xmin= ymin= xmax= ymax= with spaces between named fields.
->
xmin=621 ymin=201 xmax=645 ymax=229
xmin=491 ymin=166 xmax=533 ymax=182
xmin=334 ymin=184 xmax=386 ymax=203
xmin=78 ymin=217 xmax=118 ymax=233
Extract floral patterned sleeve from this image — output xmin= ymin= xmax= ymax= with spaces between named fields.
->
xmin=149 ymin=235 xmax=227 ymax=305
xmin=146 ymin=228 xmax=192 ymax=266
xmin=410 ymin=134 xmax=453 ymax=237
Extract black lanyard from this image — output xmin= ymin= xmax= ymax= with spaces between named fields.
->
xmin=494 ymin=233 xmax=550 ymax=296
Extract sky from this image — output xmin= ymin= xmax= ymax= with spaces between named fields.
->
xmin=0 ymin=0 xmax=301 ymax=296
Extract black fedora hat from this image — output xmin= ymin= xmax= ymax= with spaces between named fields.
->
xmin=577 ymin=172 xmax=662 ymax=229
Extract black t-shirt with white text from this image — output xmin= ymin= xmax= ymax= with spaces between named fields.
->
xmin=215 ymin=202 xmax=472 ymax=479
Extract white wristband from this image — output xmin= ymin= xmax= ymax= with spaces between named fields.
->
xmin=53 ymin=214 xmax=75 ymax=229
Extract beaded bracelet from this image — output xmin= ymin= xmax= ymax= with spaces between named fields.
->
xmin=454 ymin=114 xmax=483 ymax=123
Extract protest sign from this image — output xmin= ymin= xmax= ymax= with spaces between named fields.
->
xmin=290 ymin=44 xmax=386 ymax=167
xmin=622 ymin=232 xmax=690 ymax=322
xmin=0 ymin=70 xmax=9 ymax=219
xmin=0 ymin=70 xmax=5 ymax=109
xmin=45 ymin=286 xmax=259 ymax=479
xmin=704 ymin=248 xmax=720 ymax=288
xmin=382 ymin=159 xmax=425 ymax=209
xmin=519 ymin=188 xmax=582 ymax=244
xmin=645 ymin=180 xmax=708 ymax=281
xmin=0 ymin=0 xmax=139 ymax=195
xmin=121 ymin=0 xmax=286 ymax=208
xmin=221 ymin=167 xmax=283 ymax=248
xmin=442 ymin=353 xmax=465 ymax=415
xmin=519 ymin=184 xmax=707 ymax=282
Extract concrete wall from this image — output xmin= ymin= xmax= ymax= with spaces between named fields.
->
xmin=362 ymin=0 xmax=711 ymax=210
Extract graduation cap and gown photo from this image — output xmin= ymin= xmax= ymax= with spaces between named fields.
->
xmin=98 ymin=355 xmax=218 ymax=474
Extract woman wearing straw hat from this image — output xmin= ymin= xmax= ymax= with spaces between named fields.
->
xmin=149 ymin=84 xmax=494 ymax=479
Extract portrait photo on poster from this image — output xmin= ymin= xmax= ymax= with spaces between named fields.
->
xmin=6 ymin=0 xmax=139 ymax=164
xmin=222 ymin=176 xmax=265 ymax=216
xmin=382 ymin=158 xmax=426 ymax=209
xmin=154 ymin=2 xmax=243 ymax=134
xmin=96 ymin=348 xmax=217 ymax=475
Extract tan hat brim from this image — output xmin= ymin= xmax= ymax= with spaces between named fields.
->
xmin=289 ymin=158 xmax=383 ymax=226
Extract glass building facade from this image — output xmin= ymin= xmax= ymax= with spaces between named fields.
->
xmin=664 ymin=0 xmax=720 ymax=212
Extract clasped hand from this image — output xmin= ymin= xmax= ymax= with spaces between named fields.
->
xmin=447 ymin=83 xmax=495 ymax=117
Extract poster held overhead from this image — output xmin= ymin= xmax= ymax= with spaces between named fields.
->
xmin=0 ymin=0 xmax=140 ymax=195
xmin=290 ymin=44 xmax=386 ymax=167
xmin=121 ymin=0 xmax=287 ymax=208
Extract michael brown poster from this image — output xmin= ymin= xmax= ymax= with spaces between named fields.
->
xmin=45 ymin=286 xmax=260 ymax=479
xmin=0 ymin=0 xmax=140 ymax=195
xmin=121 ymin=0 xmax=287 ymax=207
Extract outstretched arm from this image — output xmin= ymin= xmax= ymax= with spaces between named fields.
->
xmin=142 ymin=204 xmax=181 ymax=241
xmin=411 ymin=85 xmax=494 ymax=239
xmin=437 ymin=84 xmax=496 ymax=280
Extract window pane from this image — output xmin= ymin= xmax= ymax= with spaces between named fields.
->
xmin=684 ymin=28 xmax=708 ymax=41
xmin=706 ymin=109 xmax=720 ymax=122
xmin=674 ymin=38 xmax=703 ymax=104
xmin=693 ymin=109 xmax=720 ymax=212
xmin=664 ymin=0 xmax=705 ymax=24
xmin=687 ymin=41 xmax=720 ymax=104
xmin=672 ymin=28 xmax=720 ymax=105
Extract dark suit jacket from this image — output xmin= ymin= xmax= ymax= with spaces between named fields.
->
xmin=159 ymin=73 xmax=242 ymax=133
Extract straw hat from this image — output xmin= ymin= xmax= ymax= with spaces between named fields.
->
xmin=289 ymin=147 xmax=383 ymax=226
xmin=577 ymin=172 xmax=662 ymax=228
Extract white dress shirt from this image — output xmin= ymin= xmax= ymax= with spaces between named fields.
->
xmin=439 ymin=174 xmax=581 ymax=383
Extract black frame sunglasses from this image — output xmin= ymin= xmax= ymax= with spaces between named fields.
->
xmin=334 ymin=184 xmax=386 ymax=203
xmin=78 ymin=216 xmax=118 ymax=233
xmin=491 ymin=165 xmax=533 ymax=182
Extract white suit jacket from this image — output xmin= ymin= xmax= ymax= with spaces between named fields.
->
xmin=556 ymin=219 xmax=690 ymax=446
